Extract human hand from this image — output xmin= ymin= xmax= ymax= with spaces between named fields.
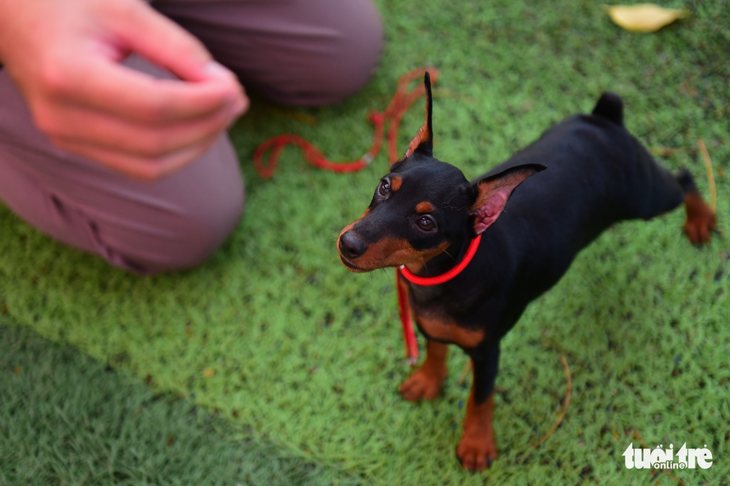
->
xmin=0 ymin=0 xmax=247 ymax=181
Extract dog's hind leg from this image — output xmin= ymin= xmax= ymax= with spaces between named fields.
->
xmin=676 ymin=169 xmax=716 ymax=244
xmin=457 ymin=343 xmax=500 ymax=471
xmin=628 ymin=141 xmax=715 ymax=244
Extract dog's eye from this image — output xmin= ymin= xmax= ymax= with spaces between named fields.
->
xmin=417 ymin=216 xmax=435 ymax=231
xmin=378 ymin=180 xmax=390 ymax=196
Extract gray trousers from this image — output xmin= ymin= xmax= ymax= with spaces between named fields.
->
xmin=0 ymin=0 xmax=382 ymax=274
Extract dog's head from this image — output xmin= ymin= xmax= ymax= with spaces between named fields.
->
xmin=337 ymin=73 xmax=544 ymax=273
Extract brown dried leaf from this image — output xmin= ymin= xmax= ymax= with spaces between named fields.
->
xmin=607 ymin=4 xmax=690 ymax=32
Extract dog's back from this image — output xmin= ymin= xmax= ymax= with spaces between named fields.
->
xmin=483 ymin=93 xmax=684 ymax=235
xmin=470 ymin=94 xmax=687 ymax=327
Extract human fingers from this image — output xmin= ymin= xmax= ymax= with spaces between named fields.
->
xmin=101 ymin=0 xmax=218 ymax=82
xmin=46 ymin=56 xmax=244 ymax=126
xmin=54 ymin=133 xmax=221 ymax=181
xmin=98 ymin=0 xmax=246 ymax=113
xmin=41 ymin=96 xmax=242 ymax=159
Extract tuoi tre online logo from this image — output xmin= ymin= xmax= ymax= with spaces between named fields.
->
xmin=623 ymin=443 xmax=713 ymax=470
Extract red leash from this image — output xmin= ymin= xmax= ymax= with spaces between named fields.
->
xmin=396 ymin=270 xmax=419 ymax=365
xmin=253 ymin=68 xmax=444 ymax=365
xmin=252 ymin=67 xmax=439 ymax=178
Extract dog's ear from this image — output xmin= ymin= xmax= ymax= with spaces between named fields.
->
xmin=470 ymin=164 xmax=546 ymax=235
xmin=404 ymin=72 xmax=434 ymax=158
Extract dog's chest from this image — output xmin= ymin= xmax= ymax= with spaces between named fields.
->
xmin=411 ymin=305 xmax=486 ymax=349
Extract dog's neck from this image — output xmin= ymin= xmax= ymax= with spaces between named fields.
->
xmin=403 ymin=237 xmax=470 ymax=277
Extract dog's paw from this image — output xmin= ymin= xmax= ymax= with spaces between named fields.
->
xmin=398 ymin=367 xmax=446 ymax=401
xmin=456 ymin=431 xmax=498 ymax=472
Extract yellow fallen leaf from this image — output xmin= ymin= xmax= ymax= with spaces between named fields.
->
xmin=607 ymin=4 xmax=690 ymax=32
xmin=203 ymin=368 xmax=215 ymax=378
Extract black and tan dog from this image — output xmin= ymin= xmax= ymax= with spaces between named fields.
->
xmin=337 ymin=73 xmax=716 ymax=471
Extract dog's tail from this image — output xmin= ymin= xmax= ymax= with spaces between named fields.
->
xmin=592 ymin=92 xmax=624 ymax=126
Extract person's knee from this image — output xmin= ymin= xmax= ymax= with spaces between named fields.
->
xmin=146 ymin=155 xmax=245 ymax=273
xmin=106 ymin=137 xmax=246 ymax=275
xmin=167 ymin=180 xmax=244 ymax=271
xmin=264 ymin=0 xmax=383 ymax=106
xmin=158 ymin=0 xmax=383 ymax=107
xmin=98 ymin=179 xmax=244 ymax=275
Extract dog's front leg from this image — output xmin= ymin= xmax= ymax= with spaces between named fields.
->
xmin=398 ymin=340 xmax=449 ymax=401
xmin=457 ymin=343 xmax=500 ymax=471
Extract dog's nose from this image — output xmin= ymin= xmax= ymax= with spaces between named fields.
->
xmin=339 ymin=231 xmax=368 ymax=259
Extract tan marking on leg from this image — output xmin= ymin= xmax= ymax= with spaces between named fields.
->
xmin=415 ymin=312 xmax=485 ymax=349
xmin=416 ymin=201 xmax=434 ymax=213
xmin=457 ymin=387 xmax=497 ymax=471
xmin=683 ymin=192 xmax=716 ymax=244
xmin=399 ymin=341 xmax=449 ymax=401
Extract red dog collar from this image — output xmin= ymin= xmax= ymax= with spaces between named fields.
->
xmin=398 ymin=234 xmax=482 ymax=286
xmin=396 ymin=234 xmax=482 ymax=365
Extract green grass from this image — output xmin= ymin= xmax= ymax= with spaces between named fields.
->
xmin=0 ymin=317 xmax=358 ymax=485
xmin=1 ymin=0 xmax=729 ymax=484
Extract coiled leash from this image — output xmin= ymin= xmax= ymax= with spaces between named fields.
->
xmin=253 ymin=67 xmax=440 ymax=178
xmin=252 ymin=67 xmax=445 ymax=365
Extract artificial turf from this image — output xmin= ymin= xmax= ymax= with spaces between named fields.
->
xmin=1 ymin=0 xmax=729 ymax=484
xmin=0 ymin=317 xmax=359 ymax=486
